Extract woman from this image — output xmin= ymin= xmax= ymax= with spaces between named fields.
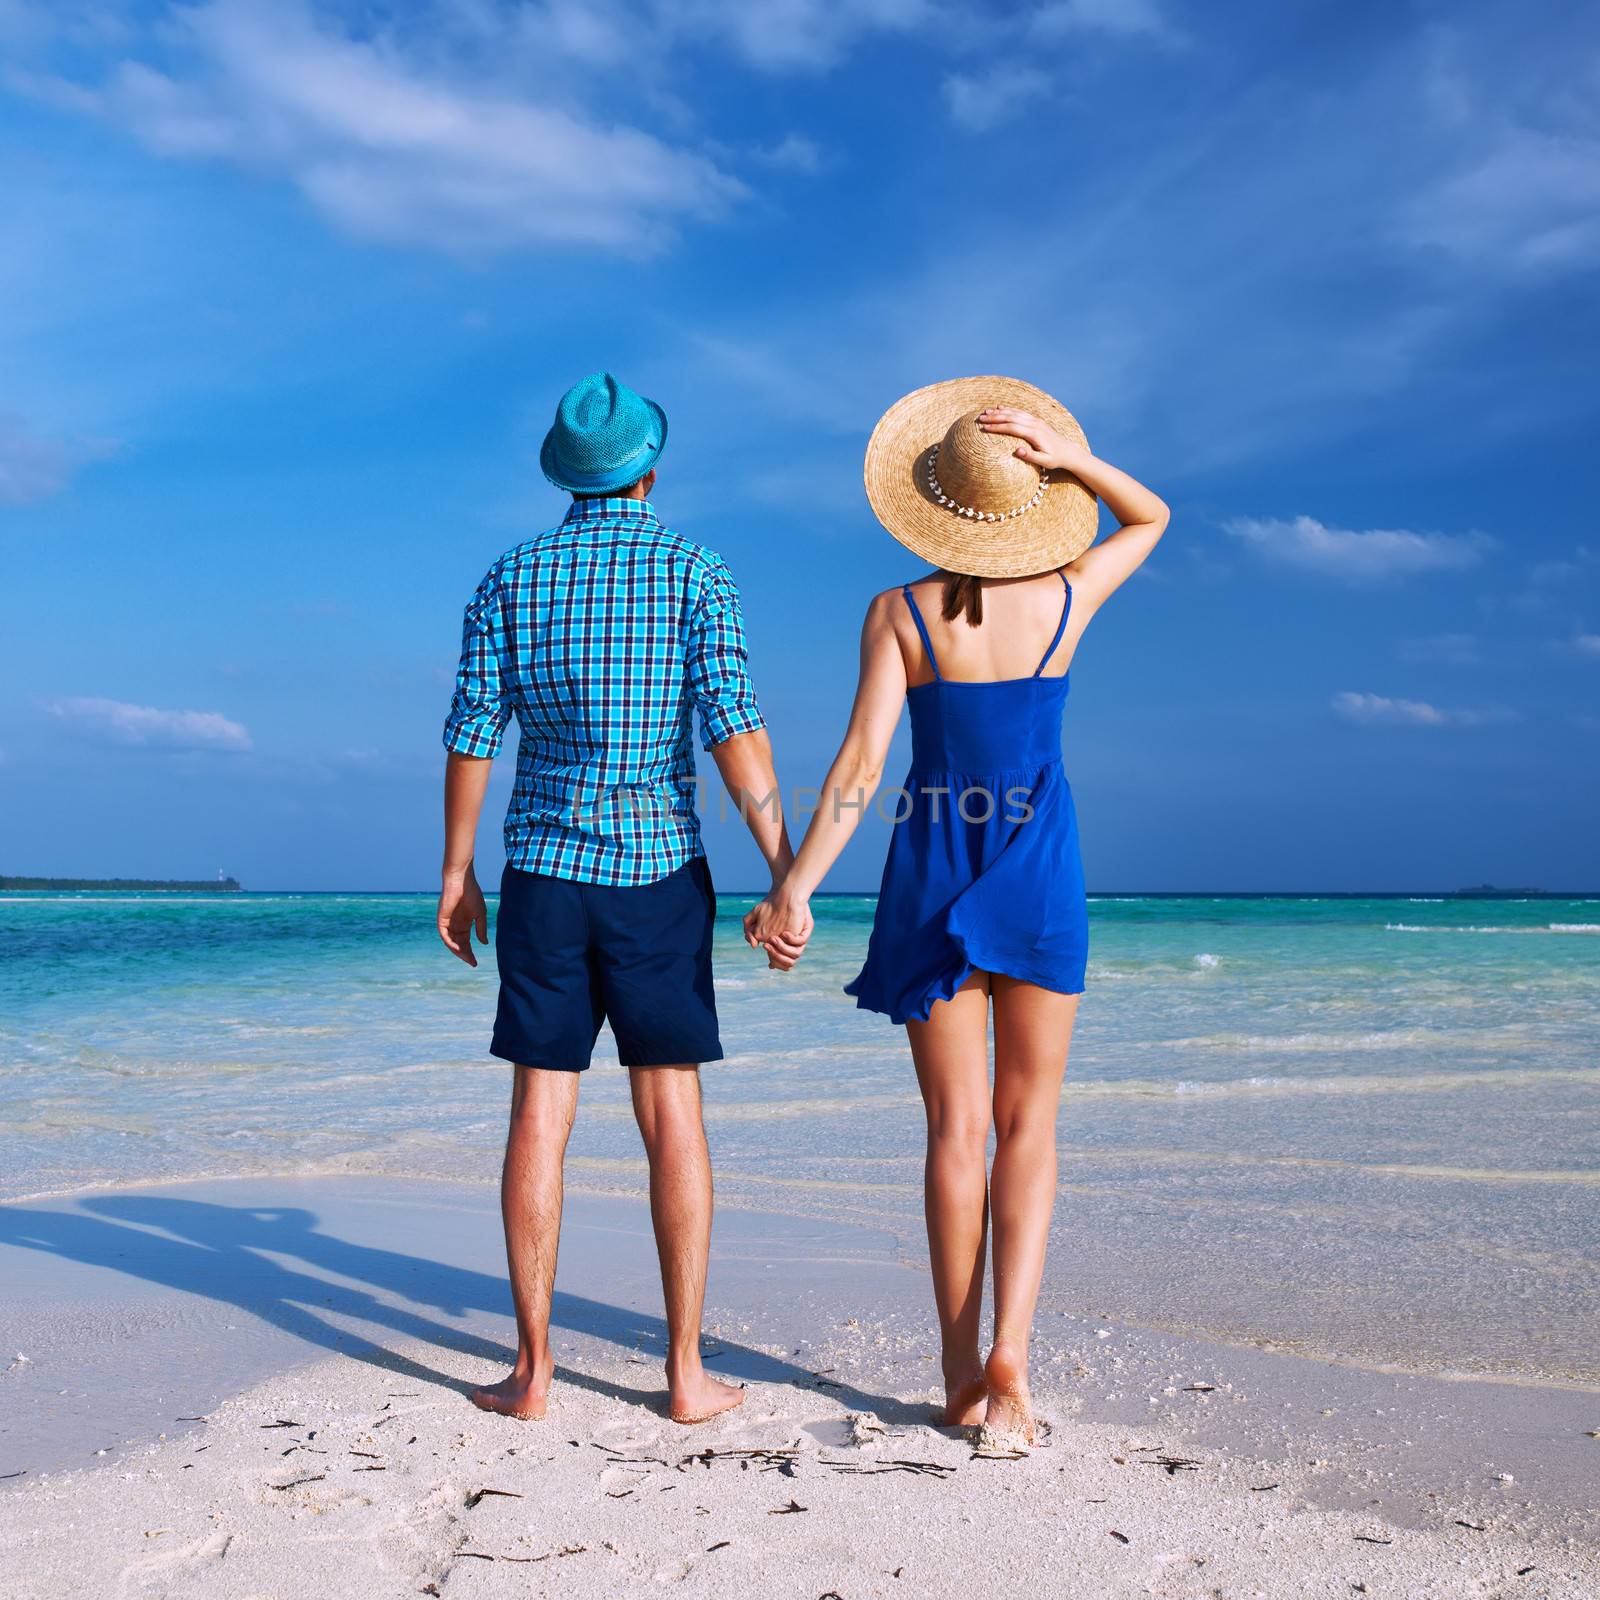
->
xmin=745 ymin=377 xmax=1168 ymax=1445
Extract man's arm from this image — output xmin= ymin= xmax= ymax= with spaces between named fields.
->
xmin=439 ymin=752 xmax=492 ymax=965
xmin=709 ymin=728 xmax=805 ymax=970
xmin=708 ymin=726 xmax=793 ymax=882
xmin=687 ymin=558 xmax=807 ymax=968
xmin=438 ymin=569 xmax=510 ymax=966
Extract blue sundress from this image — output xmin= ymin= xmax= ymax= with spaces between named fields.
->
xmin=844 ymin=573 xmax=1089 ymax=1024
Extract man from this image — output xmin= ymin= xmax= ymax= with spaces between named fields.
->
xmin=437 ymin=371 xmax=805 ymax=1425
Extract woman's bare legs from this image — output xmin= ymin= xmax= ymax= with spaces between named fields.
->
xmin=984 ymin=975 xmax=1078 ymax=1443
xmin=906 ymin=972 xmax=993 ymax=1426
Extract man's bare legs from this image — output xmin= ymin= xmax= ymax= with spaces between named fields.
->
xmin=907 ymin=973 xmax=994 ymax=1427
xmin=984 ymin=975 xmax=1077 ymax=1443
xmin=471 ymin=1065 xmax=580 ymax=1419
xmin=471 ymin=1061 xmax=740 ymax=1425
xmin=629 ymin=1065 xmax=745 ymax=1424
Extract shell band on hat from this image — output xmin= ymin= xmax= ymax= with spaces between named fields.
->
xmin=925 ymin=445 xmax=1049 ymax=521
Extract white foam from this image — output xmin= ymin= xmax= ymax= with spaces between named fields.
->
xmin=1385 ymin=922 xmax=1600 ymax=935
xmin=1066 ymin=1064 xmax=1599 ymax=1100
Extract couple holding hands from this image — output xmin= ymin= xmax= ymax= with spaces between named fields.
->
xmin=438 ymin=369 xmax=1167 ymax=1445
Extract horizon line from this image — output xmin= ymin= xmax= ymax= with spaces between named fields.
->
xmin=8 ymin=886 xmax=1598 ymax=900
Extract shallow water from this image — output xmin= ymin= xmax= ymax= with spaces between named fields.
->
xmin=3 ymin=891 xmax=1597 ymax=1385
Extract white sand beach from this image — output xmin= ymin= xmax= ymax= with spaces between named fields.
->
xmin=3 ymin=1175 xmax=1597 ymax=1598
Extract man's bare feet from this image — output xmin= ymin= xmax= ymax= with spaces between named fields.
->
xmin=469 ymin=1356 xmax=553 ymax=1420
xmin=980 ymin=1339 xmax=1036 ymax=1446
xmin=936 ymin=1362 xmax=988 ymax=1428
xmin=668 ymin=1367 xmax=746 ymax=1426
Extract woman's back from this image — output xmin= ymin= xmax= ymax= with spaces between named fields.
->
xmin=894 ymin=569 xmax=1082 ymax=687
xmin=897 ymin=573 xmax=1074 ymax=778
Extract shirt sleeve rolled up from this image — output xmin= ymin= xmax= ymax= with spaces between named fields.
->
xmin=442 ymin=570 xmax=511 ymax=759
xmin=686 ymin=557 xmax=766 ymax=751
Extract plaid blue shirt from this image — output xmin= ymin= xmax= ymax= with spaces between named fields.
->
xmin=443 ymin=497 xmax=766 ymax=886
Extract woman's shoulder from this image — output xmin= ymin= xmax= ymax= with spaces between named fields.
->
xmin=862 ymin=587 xmax=902 ymax=633
xmin=864 ymin=573 xmax=938 ymax=622
xmin=872 ymin=570 xmax=947 ymax=606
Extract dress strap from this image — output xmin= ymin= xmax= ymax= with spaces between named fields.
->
xmin=901 ymin=585 xmax=943 ymax=681
xmin=1033 ymin=571 xmax=1073 ymax=677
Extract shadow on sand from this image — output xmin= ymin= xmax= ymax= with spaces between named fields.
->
xmin=0 ymin=1195 xmax=928 ymax=1425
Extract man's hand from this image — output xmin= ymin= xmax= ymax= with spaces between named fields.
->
xmin=744 ymin=889 xmax=813 ymax=972
xmin=438 ymin=868 xmax=489 ymax=966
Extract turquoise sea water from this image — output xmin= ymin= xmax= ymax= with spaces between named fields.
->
xmin=3 ymin=891 xmax=1597 ymax=1386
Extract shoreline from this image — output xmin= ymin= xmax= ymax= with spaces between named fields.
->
xmin=8 ymin=1160 xmax=1595 ymax=1394
xmin=3 ymin=1173 xmax=1597 ymax=1596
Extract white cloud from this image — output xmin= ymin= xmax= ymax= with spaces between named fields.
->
xmin=0 ymin=412 xmax=73 ymax=504
xmin=1399 ymin=28 xmax=1600 ymax=274
xmin=942 ymin=65 xmax=1052 ymax=133
xmin=1398 ymin=632 xmax=1479 ymax=666
xmin=1571 ymin=632 xmax=1600 ymax=659
xmin=1503 ymin=545 xmax=1598 ymax=615
xmin=669 ymin=0 xmax=932 ymax=71
xmin=1402 ymin=124 xmax=1600 ymax=272
xmin=10 ymin=0 xmax=747 ymax=257
xmin=751 ymin=133 xmax=826 ymax=173
xmin=0 ymin=412 xmax=115 ymax=504
xmin=1224 ymin=515 xmax=1493 ymax=581
xmin=1331 ymin=691 xmax=1513 ymax=728
xmin=1030 ymin=0 xmax=1181 ymax=45
xmin=46 ymin=696 xmax=253 ymax=751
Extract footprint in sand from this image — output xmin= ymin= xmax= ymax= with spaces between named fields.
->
xmin=599 ymin=1461 xmax=658 ymax=1495
xmin=595 ymin=1418 xmax=667 ymax=1450
xmin=120 ymin=1531 xmax=235 ymax=1587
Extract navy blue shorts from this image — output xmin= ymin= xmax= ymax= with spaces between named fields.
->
xmin=491 ymin=857 xmax=722 ymax=1072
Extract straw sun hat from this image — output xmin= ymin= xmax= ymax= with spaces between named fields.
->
xmin=863 ymin=376 xmax=1099 ymax=578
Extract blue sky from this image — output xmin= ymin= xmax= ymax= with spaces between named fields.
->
xmin=2 ymin=0 xmax=1597 ymax=892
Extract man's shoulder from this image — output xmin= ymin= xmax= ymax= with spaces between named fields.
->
xmin=487 ymin=519 xmax=727 ymax=576
xmin=644 ymin=521 xmax=730 ymax=577
xmin=489 ymin=524 xmax=574 ymax=572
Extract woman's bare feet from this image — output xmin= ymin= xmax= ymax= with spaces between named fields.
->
xmin=668 ymin=1365 xmax=746 ymax=1425
xmin=470 ymin=1352 xmax=553 ymax=1420
xmin=980 ymin=1340 xmax=1036 ymax=1446
xmin=936 ymin=1361 xmax=989 ymax=1428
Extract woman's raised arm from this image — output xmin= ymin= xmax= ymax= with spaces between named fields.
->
xmin=979 ymin=406 xmax=1169 ymax=616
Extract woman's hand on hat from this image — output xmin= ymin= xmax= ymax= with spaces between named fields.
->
xmin=978 ymin=407 xmax=1090 ymax=474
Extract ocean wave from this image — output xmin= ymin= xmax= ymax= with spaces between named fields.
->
xmin=1066 ymin=1065 xmax=1597 ymax=1100
xmin=1193 ymin=953 xmax=1221 ymax=968
xmin=1386 ymin=922 xmax=1600 ymax=934
xmin=1136 ymin=1027 xmax=1525 ymax=1054
xmin=1062 ymin=1145 xmax=1600 ymax=1187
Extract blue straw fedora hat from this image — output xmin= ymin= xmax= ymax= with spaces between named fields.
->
xmin=540 ymin=371 xmax=668 ymax=494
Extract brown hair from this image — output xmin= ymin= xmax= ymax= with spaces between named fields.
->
xmin=940 ymin=571 xmax=983 ymax=627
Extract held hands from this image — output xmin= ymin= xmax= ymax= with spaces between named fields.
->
xmin=438 ymin=867 xmax=489 ymax=966
xmin=978 ymin=407 xmax=1092 ymax=474
xmin=744 ymin=887 xmax=813 ymax=973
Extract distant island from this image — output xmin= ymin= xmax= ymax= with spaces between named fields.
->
xmin=1 ymin=876 xmax=243 ymax=892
